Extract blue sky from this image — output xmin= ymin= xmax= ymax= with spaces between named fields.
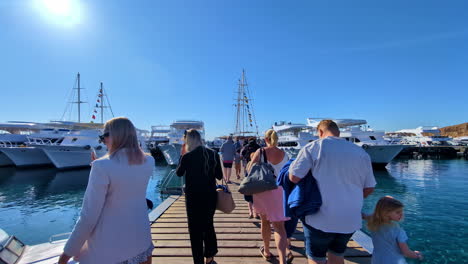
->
xmin=1 ymin=0 xmax=467 ymax=139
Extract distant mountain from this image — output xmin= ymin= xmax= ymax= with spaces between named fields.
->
xmin=440 ymin=122 xmax=468 ymax=138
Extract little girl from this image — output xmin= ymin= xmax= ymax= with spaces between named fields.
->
xmin=366 ymin=196 xmax=423 ymax=264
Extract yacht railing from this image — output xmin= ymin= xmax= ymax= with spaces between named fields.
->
xmin=0 ymin=141 xmax=22 ymax=148
xmin=159 ymin=169 xmax=185 ymax=195
xmin=26 ymin=138 xmax=62 ymax=146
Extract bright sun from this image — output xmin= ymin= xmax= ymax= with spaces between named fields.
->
xmin=35 ymin=0 xmax=82 ymax=27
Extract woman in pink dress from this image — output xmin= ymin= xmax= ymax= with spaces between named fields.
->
xmin=251 ymin=129 xmax=291 ymax=264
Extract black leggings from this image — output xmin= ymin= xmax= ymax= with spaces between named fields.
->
xmin=185 ymin=193 xmax=218 ymax=264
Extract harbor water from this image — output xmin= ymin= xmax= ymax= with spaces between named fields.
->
xmin=0 ymin=161 xmax=172 ymax=245
xmin=0 ymin=159 xmax=467 ymax=263
xmin=363 ymin=159 xmax=468 ymax=264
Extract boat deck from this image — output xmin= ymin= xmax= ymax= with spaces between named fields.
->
xmin=149 ymin=180 xmax=372 ymax=264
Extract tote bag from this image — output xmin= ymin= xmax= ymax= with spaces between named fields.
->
xmin=216 ymin=178 xmax=236 ymax=213
xmin=238 ymin=148 xmax=278 ymax=195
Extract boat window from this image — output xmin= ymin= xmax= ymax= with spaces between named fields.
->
xmin=71 ymin=138 xmax=78 ymax=142
xmin=369 ymin=136 xmax=376 ymax=140
xmin=353 ymin=138 xmax=361 ymax=143
xmin=345 ymin=138 xmax=350 ymax=141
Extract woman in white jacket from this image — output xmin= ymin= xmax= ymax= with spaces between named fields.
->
xmin=58 ymin=117 xmax=154 ymax=264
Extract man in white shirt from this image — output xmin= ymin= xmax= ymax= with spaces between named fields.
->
xmin=289 ymin=120 xmax=376 ymax=264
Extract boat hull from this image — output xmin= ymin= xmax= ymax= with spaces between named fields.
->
xmin=158 ymin=143 xmax=181 ymax=166
xmin=362 ymin=144 xmax=405 ymax=167
xmin=281 ymin=144 xmax=404 ymax=169
xmin=0 ymin=152 xmax=14 ymax=167
xmin=40 ymin=145 xmax=107 ymax=169
xmin=0 ymin=147 xmax=52 ymax=167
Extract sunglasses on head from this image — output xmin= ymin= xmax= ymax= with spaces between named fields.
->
xmin=99 ymin=132 xmax=110 ymax=142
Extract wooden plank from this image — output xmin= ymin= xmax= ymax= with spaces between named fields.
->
xmin=151 ymin=257 xmax=371 ymax=264
xmin=154 ymin=218 xmax=262 ymax=223
xmin=152 ymin=222 xmax=303 ymax=228
xmin=153 ymin=240 xmax=363 ymax=249
xmin=151 ymin=227 xmax=306 ymax=234
xmin=148 ymin=195 xmax=179 ymax=222
xmin=150 ymin=176 xmax=371 ymax=264
xmin=152 ymin=247 xmax=369 ymax=257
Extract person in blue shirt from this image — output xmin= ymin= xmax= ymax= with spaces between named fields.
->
xmin=365 ymin=196 xmax=423 ymax=264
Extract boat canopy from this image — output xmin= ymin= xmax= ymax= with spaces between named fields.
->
xmin=307 ymin=118 xmax=367 ymax=128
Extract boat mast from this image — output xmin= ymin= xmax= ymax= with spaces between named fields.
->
xmin=234 ymin=69 xmax=258 ymax=137
xmin=240 ymin=70 xmax=246 ymax=136
xmin=73 ymin=72 xmax=86 ymax=123
xmin=100 ymin=82 xmax=104 ymax=123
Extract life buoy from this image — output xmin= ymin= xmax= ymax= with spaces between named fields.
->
xmin=362 ymin=144 xmax=369 ymax=149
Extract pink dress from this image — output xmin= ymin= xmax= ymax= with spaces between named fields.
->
xmin=253 ymin=153 xmax=290 ymax=222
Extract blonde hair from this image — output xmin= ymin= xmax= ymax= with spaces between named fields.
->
xmin=185 ymin=129 xmax=203 ymax=152
xmin=103 ymin=117 xmax=146 ymax=165
xmin=265 ymin=129 xmax=278 ymax=147
xmin=367 ymin=196 xmax=404 ymax=231
xmin=317 ymin=120 xmax=340 ymax=135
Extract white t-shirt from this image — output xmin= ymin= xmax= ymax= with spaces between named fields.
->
xmin=290 ymin=136 xmax=376 ymax=234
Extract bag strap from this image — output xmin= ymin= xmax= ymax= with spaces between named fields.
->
xmin=261 ymin=148 xmax=268 ymax=163
xmin=219 ymin=175 xmax=230 ymax=192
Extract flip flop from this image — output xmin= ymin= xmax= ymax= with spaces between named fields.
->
xmin=259 ymin=246 xmax=273 ymax=261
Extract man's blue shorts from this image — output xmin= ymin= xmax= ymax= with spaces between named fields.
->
xmin=302 ymin=221 xmax=354 ymax=261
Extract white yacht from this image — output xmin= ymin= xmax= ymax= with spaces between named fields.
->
xmin=0 ymin=134 xmax=28 ymax=167
xmin=147 ymin=125 xmax=170 ymax=149
xmin=0 ymin=122 xmax=51 ymax=167
xmin=158 ymin=120 xmax=205 ymax=165
xmin=272 ymin=121 xmax=317 ymax=157
xmin=390 ymin=126 xmax=454 ymax=146
xmin=38 ymin=129 xmax=107 ymax=169
xmin=307 ymin=118 xmax=405 ymax=168
xmin=0 ymin=128 xmax=71 ymax=167
xmin=273 ymin=121 xmax=317 ymax=149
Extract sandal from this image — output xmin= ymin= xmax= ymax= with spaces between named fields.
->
xmin=205 ymin=257 xmax=215 ymax=264
xmin=259 ymin=246 xmax=273 ymax=261
xmin=286 ymin=251 xmax=294 ymax=264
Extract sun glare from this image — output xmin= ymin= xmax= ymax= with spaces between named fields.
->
xmin=35 ymin=0 xmax=83 ymax=27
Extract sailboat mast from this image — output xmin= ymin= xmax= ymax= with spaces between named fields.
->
xmin=77 ymin=72 xmax=81 ymax=123
xmin=241 ymin=69 xmax=246 ymax=136
xmin=100 ymin=82 xmax=104 ymax=124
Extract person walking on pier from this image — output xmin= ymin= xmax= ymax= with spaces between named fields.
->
xmin=58 ymin=117 xmax=154 ymax=264
xmin=220 ymin=135 xmax=236 ymax=183
xmin=176 ymin=129 xmax=223 ymax=264
xmin=289 ymin=120 xmax=376 ymax=264
xmin=251 ymin=129 xmax=290 ymax=264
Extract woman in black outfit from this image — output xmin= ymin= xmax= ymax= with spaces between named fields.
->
xmin=176 ymin=129 xmax=223 ymax=264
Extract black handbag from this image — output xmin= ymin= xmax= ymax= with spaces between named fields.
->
xmin=238 ymin=148 xmax=278 ymax=195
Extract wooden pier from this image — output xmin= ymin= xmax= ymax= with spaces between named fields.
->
xmin=149 ymin=180 xmax=372 ymax=264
